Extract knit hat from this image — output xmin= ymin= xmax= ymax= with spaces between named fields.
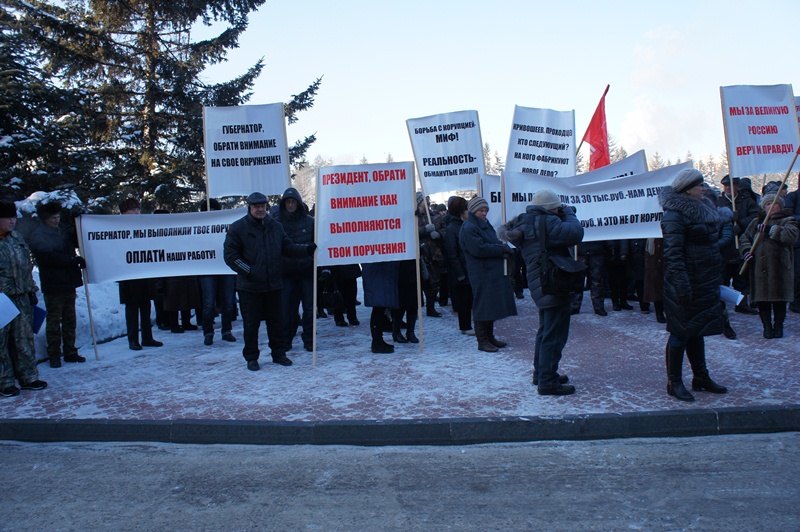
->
xmin=415 ymin=191 xmax=425 ymax=207
xmin=761 ymin=193 xmax=784 ymax=210
xmin=467 ymin=196 xmax=489 ymax=214
xmin=672 ymin=168 xmax=704 ymax=193
xmin=36 ymin=201 xmax=62 ymax=219
xmin=531 ymin=189 xmax=562 ymax=211
xmin=0 ymin=201 xmax=17 ymax=218
xmin=247 ymin=192 xmax=268 ymax=205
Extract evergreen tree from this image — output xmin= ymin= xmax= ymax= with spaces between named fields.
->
xmin=612 ymin=144 xmax=628 ymax=163
xmin=482 ymin=142 xmax=504 ymax=174
xmin=649 ymin=152 xmax=665 ymax=170
xmin=12 ymin=0 xmax=320 ymax=212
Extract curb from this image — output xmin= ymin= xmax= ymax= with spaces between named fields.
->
xmin=2 ymin=405 xmax=799 ymax=446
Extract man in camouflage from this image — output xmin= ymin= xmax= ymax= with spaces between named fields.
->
xmin=0 ymin=200 xmax=48 ymax=397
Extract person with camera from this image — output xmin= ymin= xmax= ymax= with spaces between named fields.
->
xmin=503 ymin=190 xmax=583 ymax=396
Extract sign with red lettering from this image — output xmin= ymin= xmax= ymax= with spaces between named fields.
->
xmin=720 ymin=84 xmax=800 ymax=177
xmin=203 ymin=103 xmax=291 ymax=197
xmin=505 ymin=106 xmax=576 ymax=177
xmin=316 ymin=162 xmax=417 ymax=266
xmin=407 ymin=110 xmax=485 ymax=195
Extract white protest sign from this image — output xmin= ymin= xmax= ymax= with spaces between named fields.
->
xmin=78 ymin=209 xmax=245 ymax=283
xmin=407 ymin=110 xmax=484 ymax=195
xmin=479 ymin=174 xmax=503 ymax=228
xmin=505 ymin=106 xmax=576 ymax=177
xmin=501 ymin=150 xmax=651 ymax=222
xmin=720 ymin=84 xmax=800 ymax=177
xmin=316 ymin=162 xmax=417 ymax=267
xmin=502 ymin=162 xmax=690 ymax=242
xmin=0 ymin=293 xmax=20 ymax=329
xmin=204 ymin=103 xmax=291 ymax=197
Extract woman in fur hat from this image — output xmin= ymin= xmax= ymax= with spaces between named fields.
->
xmin=740 ymin=193 xmax=799 ymax=339
xmin=659 ymin=169 xmax=728 ymax=402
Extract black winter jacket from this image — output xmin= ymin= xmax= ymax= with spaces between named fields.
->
xmin=27 ymin=222 xmax=83 ymax=294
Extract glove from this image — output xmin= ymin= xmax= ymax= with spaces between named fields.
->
xmin=430 ymin=230 xmax=441 ymax=240
xmin=307 ymin=243 xmax=317 ymax=255
xmin=756 ymin=223 xmax=766 ymax=233
xmin=678 ymin=294 xmax=692 ymax=308
xmin=423 ymin=223 xmax=435 ymax=234
xmin=501 ymin=247 xmax=513 ymax=258
xmin=743 ymin=251 xmax=753 ymax=263
xmin=74 ymin=256 xmax=87 ymax=269
xmin=562 ymin=205 xmax=576 ymax=215
xmin=769 ymin=226 xmax=780 ymax=239
xmin=28 ymin=292 xmax=38 ymax=306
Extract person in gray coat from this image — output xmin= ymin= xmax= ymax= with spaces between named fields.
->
xmin=504 ymin=190 xmax=583 ymax=396
xmin=459 ymin=197 xmax=517 ymax=353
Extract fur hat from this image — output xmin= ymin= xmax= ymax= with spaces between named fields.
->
xmin=0 ymin=201 xmax=17 ymax=218
xmin=672 ymin=168 xmax=704 ymax=193
xmin=720 ymin=174 xmax=740 ymax=186
xmin=761 ymin=193 xmax=784 ymax=210
xmin=467 ymin=196 xmax=489 ymax=214
xmin=246 ymin=192 xmax=268 ymax=205
xmin=36 ymin=201 xmax=62 ymax=219
xmin=531 ymin=189 xmax=562 ymax=211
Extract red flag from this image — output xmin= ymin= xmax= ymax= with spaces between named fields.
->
xmin=582 ymin=85 xmax=611 ymax=170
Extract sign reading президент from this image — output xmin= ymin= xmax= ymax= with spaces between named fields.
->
xmin=77 ymin=209 xmax=245 ymax=283
xmin=720 ymin=84 xmax=800 ymax=177
xmin=203 ymin=103 xmax=291 ymax=197
xmin=315 ymin=162 xmax=417 ymax=267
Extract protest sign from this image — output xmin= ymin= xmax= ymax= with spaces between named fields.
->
xmin=0 ymin=293 xmax=20 ymax=329
xmin=78 ymin=209 xmax=245 ymax=283
xmin=316 ymin=162 xmax=417 ymax=267
xmin=407 ymin=110 xmax=484 ymax=195
xmin=479 ymin=174 xmax=503 ymax=228
xmin=505 ymin=106 xmax=576 ymax=177
xmin=204 ymin=103 xmax=291 ymax=197
xmin=720 ymin=84 xmax=800 ymax=177
xmin=502 ymin=162 xmax=690 ymax=242
xmin=501 ymin=150 xmax=650 ymax=222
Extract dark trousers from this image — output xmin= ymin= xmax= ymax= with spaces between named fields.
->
xmin=44 ymin=290 xmax=77 ymax=356
xmin=199 ymin=274 xmax=236 ymax=336
xmin=453 ymin=283 xmax=474 ymax=331
xmin=238 ymin=289 xmax=284 ymax=362
xmin=333 ymin=278 xmax=359 ymax=323
xmin=534 ymin=303 xmax=571 ymax=388
xmin=281 ymin=275 xmax=313 ymax=348
xmin=125 ymin=301 xmax=153 ymax=343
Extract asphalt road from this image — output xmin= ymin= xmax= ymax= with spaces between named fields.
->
xmin=2 ymin=432 xmax=799 ymax=531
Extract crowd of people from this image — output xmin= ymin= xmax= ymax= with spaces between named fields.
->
xmin=1 ymin=170 xmax=798 ymax=400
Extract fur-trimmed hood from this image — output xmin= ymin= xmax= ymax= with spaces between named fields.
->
xmin=659 ymin=186 xmax=722 ymax=225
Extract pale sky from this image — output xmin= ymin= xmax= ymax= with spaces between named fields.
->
xmin=200 ymin=0 xmax=799 ymax=168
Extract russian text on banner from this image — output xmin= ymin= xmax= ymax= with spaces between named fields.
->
xmin=204 ymin=103 xmax=291 ymax=197
xmin=316 ymin=162 xmax=417 ymax=267
xmin=407 ymin=110 xmax=485 ymax=195
xmin=505 ymin=106 xmax=576 ymax=177
xmin=720 ymin=84 xmax=800 ymax=177
xmin=79 ymin=209 xmax=245 ymax=283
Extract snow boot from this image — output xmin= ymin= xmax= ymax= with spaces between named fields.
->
xmin=475 ymin=321 xmax=498 ymax=353
xmin=666 ymin=343 xmax=694 ymax=402
xmin=773 ymin=302 xmax=786 ymax=339
xmin=487 ymin=321 xmax=507 ymax=348
xmin=405 ymin=309 xmax=419 ymax=343
xmin=686 ymin=337 xmax=727 ymax=394
xmin=391 ymin=309 xmax=407 ymax=343
xmin=758 ymin=304 xmax=774 ymax=339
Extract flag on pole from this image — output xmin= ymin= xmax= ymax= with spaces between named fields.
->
xmin=582 ymin=85 xmax=611 ymax=170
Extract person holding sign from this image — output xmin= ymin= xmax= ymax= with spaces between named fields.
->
xmin=223 ymin=192 xmax=317 ymax=371
xmin=659 ymin=169 xmax=728 ymax=402
xmin=0 ymin=200 xmax=47 ymax=397
xmin=504 ymin=191 xmax=583 ymax=396
xmin=740 ymin=194 xmax=798 ymax=339
xmin=460 ymin=197 xmax=517 ymax=354
xmin=717 ymin=175 xmax=759 ymax=315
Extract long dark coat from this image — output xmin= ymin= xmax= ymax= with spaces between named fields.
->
xmin=659 ymin=187 xmax=725 ymax=338
xmin=504 ymin=205 xmax=584 ymax=310
xmin=459 ymin=212 xmax=517 ymax=321
xmin=27 ymin=222 xmax=83 ymax=294
xmin=361 ymin=261 xmax=399 ymax=308
xmin=740 ymin=209 xmax=798 ymax=303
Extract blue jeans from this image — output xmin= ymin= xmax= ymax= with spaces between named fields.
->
xmin=281 ymin=275 xmax=313 ymax=348
xmin=199 ymin=275 xmax=236 ymax=337
xmin=534 ymin=303 xmax=572 ymax=388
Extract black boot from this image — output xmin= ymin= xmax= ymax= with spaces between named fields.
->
xmin=773 ymin=302 xmax=786 ymax=339
xmin=758 ymin=303 xmax=774 ymax=339
xmin=426 ymin=297 xmax=441 ymax=317
xmin=654 ymin=301 xmax=666 ymax=323
xmin=686 ymin=337 xmax=727 ymax=394
xmin=487 ymin=321 xmax=507 ymax=348
xmin=370 ymin=309 xmax=394 ymax=353
xmin=612 ymin=294 xmax=622 ymax=312
xmin=48 ymin=353 xmax=62 ymax=368
xmin=475 ymin=321 xmax=498 ymax=352
xmin=391 ymin=309 xmax=407 ymax=343
xmin=405 ymin=309 xmax=419 ymax=343
xmin=666 ymin=343 xmax=694 ymax=401
xmin=722 ymin=318 xmax=737 ymax=340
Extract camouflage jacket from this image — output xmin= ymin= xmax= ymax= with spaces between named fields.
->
xmin=0 ymin=231 xmax=36 ymax=296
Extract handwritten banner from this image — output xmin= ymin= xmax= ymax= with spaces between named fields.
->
xmin=316 ymin=162 xmax=417 ymax=266
xmin=204 ymin=103 xmax=291 ymax=197
xmin=78 ymin=209 xmax=245 ymax=283
xmin=407 ymin=110 xmax=485 ymax=195
xmin=505 ymin=106 xmax=576 ymax=177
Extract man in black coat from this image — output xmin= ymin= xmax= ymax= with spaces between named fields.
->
xmin=224 ymin=192 xmax=316 ymax=371
xmin=717 ymin=174 xmax=759 ymax=314
xmin=27 ymin=201 xmax=86 ymax=368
